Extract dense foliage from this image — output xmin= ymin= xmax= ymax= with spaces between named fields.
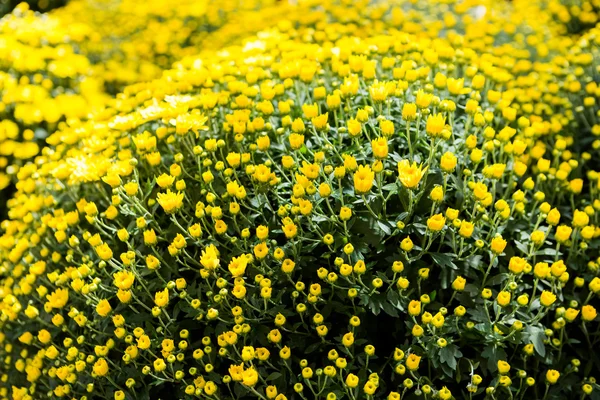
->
xmin=1 ymin=1 xmax=600 ymax=400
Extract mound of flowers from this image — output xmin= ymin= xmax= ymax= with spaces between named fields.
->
xmin=0 ymin=0 xmax=277 ymax=195
xmin=0 ymin=0 xmax=599 ymax=399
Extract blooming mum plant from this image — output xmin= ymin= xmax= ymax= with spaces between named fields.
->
xmin=1 ymin=0 xmax=600 ymax=400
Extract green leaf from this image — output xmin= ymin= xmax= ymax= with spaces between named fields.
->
xmin=386 ymin=289 xmax=401 ymax=308
xmin=486 ymin=273 xmax=509 ymax=287
xmin=439 ymin=345 xmax=462 ymax=370
xmin=481 ymin=344 xmax=507 ymax=373
xmin=514 ymin=240 xmax=529 ymax=254
xmin=305 ymin=342 xmax=321 ymax=353
xmin=267 ymin=372 xmax=282 ymax=381
xmin=412 ymin=223 xmax=427 ymax=235
xmin=534 ymin=247 xmax=562 ymax=256
xmin=377 ymin=220 xmax=392 ymax=235
xmin=431 ymin=252 xmax=457 ymax=270
xmin=527 ymin=326 xmax=546 ymax=357
xmin=382 ymin=183 xmax=399 ymax=195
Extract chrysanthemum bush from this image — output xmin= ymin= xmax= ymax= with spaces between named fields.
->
xmin=1 ymin=0 xmax=600 ymax=399
xmin=0 ymin=0 xmax=276 ymax=196
xmin=0 ymin=3 xmax=107 ymax=193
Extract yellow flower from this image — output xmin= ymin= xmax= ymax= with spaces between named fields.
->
xmin=472 ymin=182 xmax=489 ymax=200
xmin=229 ymin=363 xmax=244 ymax=381
xmin=371 ymin=138 xmax=388 ymax=159
xmin=397 ymin=160 xmax=426 ymax=189
xmin=496 ymin=291 xmax=511 ymax=307
xmin=546 ymin=370 xmax=560 ymax=384
xmin=343 ymin=155 xmax=358 ymax=171
xmin=540 ymin=291 xmax=557 ymax=307
xmin=228 ymin=256 xmax=248 ymax=277
xmin=439 ymin=387 xmax=452 ymax=400
xmin=573 ymin=210 xmax=589 ymax=228
xmin=508 ymin=257 xmax=526 ymax=274
xmin=327 ymin=93 xmax=341 ymax=109
xmin=102 ymin=174 xmax=121 ymax=188
xmin=200 ymin=244 xmax=220 ymax=271
xmin=582 ymin=305 xmax=597 ymax=321
xmin=45 ymin=345 xmax=59 ymax=359
xmin=291 ymin=118 xmax=305 ymax=133
xmin=564 ymin=308 xmax=580 ymax=322
xmin=113 ymin=271 xmax=135 ymax=290
xmin=369 ymin=81 xmax=388 ymax=103
xmin=302 ymin=103 xmax=319 ymax=118
xmin=347 ymin=119 xmax=362 ymax=137
xmin=300 ymin=162 xmax=320 ymax=180
xmin=353 ymin=165 xmax=374 ymax=194
xmin=154 ymin=288 xmax=169 ymax=308
xmin=95 ymin=243 xmax=113 ymax=261
xmin=447 ymin=78 xmax=466 ymax=95
xmin=534 ymin=262 xmax=550 ymax=279
xmin=408 ymin=300 xmax=421 ymax=316
xmin=590 ymin=277 xmax=600 ymax=294
xmin=364 ymin=381 xmax=377 ymax=395
xmin=46 ymin=288 xmax=69 ymax=309
xmin=227 ymin=152 xmax=242 ymax=167
xmin=232 ymin=285 xmax=247 ymax=299
xmin=298 ymin=198 xmax=313 ymax=215
xmin=345 ymin=373 xmax=359 ymax=388
xmin=319 ymin=183 xmax=332 ymax=197
xmin=483 ymin=163 xmax=506 ymax=180
xmin=342 ymin=332 xmax=354 ymax=347
xmin=431 ymin=312 xmax=445 ymax=328
xmin=406 ymin=354 xmax=421 ymax=371
xmin=254 ymin=242 xmax=269 ymax=259
xmin=93 ymin=358 xmax=108 ymax=376
xmin=242 ymin=367 xmax=259 ymax=387
xmin=569 ymin=179 xmax=583 ymax=194
xmin=289 ymin=133 xmax=304 ymax=150
xmin=426 ymin=113 xmax=446 ymax=137
xmin=146 ymin=255 xmax=160 ymax=270
xmin=440 ymin=152 xmax=457 ymax=172
xmin=283 ymin=221 xmax=298 ymax=239
xmin=402 ymin=103 xmax=417 ymax=120
xmin=555 ymin=225 xmax=572 ymax=242
xmin=412 ymin=324 xmax=424 ymax=337
xmin=96 ymin=299 xmax=112 ymax=317
xmin=491 ymin=236 xmax=507 ymax=254
xmin=117 ymin=290 xmax=131 ymax=303
xmin=19 ymin=332 xmax=33 ymax=345
xmin=339 ymin=206 xmax=352 ymax=221
xmin=427 ymin=214 xmax=446 ymax=232
xmin=458 ymin=221 xmax=474 ymax=238
xmin=141 ymin=228 xmax=157 ymax=245
xmin=430 ymin=186 xmax=444 ymax=202
xmin=157 ymin=190 xmax=184 ymax=214
xmin=415 ymin=90 xmax=433 ymax=108
xmin=379 ymin=119 xmax=394 ymax=136
xmin=312 ymin=113 xmax=329 ymax=130
xmin=253 ymin=164 xmax=272 ymax=183
xmin=452 ymin=276 xmax=466 ymax=291
xmin=153 ymin=358 xmax=166 ymax=372
xmin=123 ymin=182 xmax=138 ymax=196
xmin=497 ymin=360 xmax=511 ymax=374
xmin=25 ymin=304 xmax=40 ymax=319
xmin=530 ymin=230 xmax=545 ymax=245
xmin=401 ymin=237 xmax=414 ymax=252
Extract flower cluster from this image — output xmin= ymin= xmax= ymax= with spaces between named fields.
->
xmin=547 ymin=0 xmax=600 ymax=33
xmin=1 ymin=0 xmax=600 ymax=400
xmin=0 ymin=0 xmax=276 ymax=195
